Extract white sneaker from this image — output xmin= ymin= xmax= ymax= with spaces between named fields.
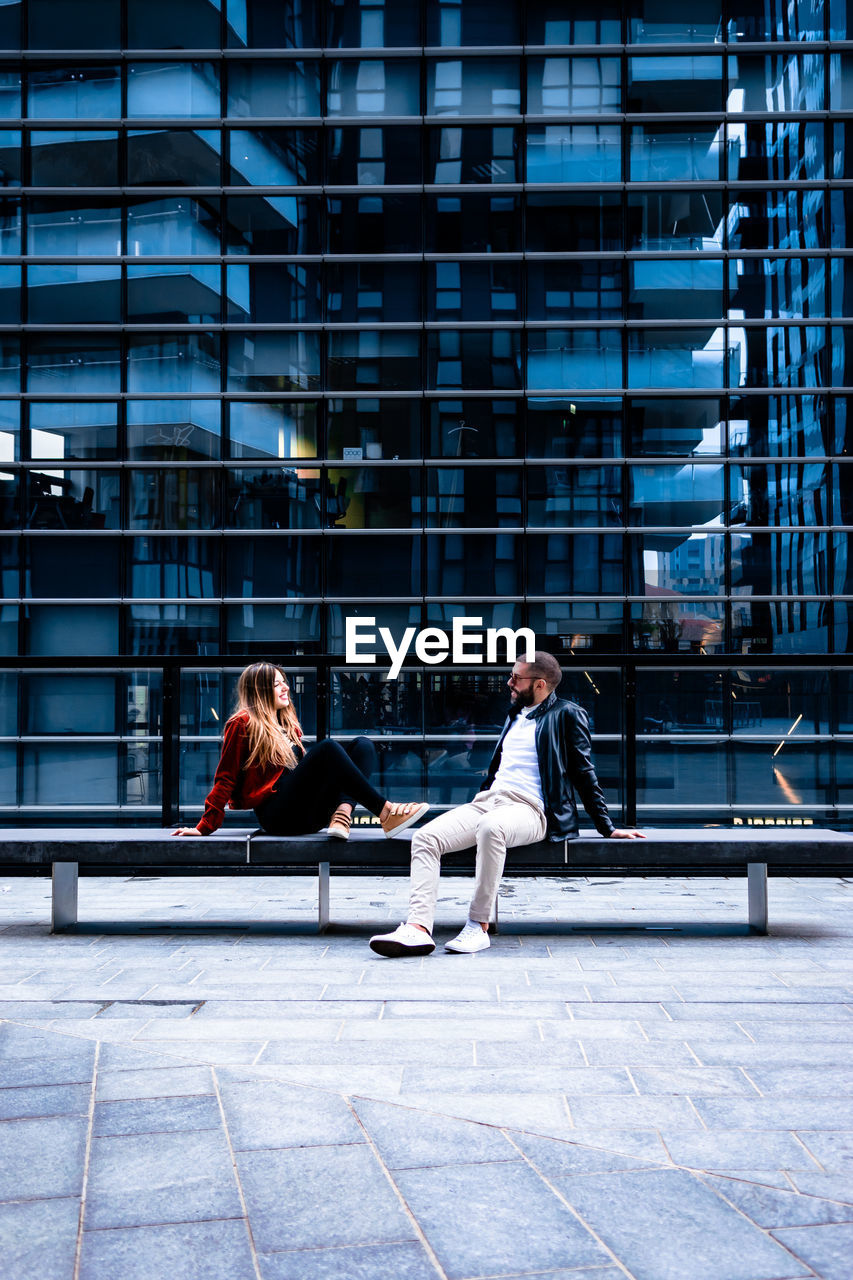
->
xmin=445 ymin=922 xmax=491 ymax=954
xmin=369 ymin=923 xmax=435 ymax=958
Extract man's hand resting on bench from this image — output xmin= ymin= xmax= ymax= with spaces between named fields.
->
xmin=172 ymin=827 xmax=206 ymax=836
xmin=608 ymin=829 xmax=646 ymax=838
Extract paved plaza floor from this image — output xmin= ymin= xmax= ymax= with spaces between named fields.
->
xmin=0 ymin=870 xmax=852 ymax=1280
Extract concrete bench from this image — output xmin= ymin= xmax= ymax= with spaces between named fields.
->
xmin=1 ymin=826 xmax=851 ymax=935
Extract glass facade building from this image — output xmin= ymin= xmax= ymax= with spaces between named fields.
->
xmin=1 ymin=0 xmax=852 ymax=827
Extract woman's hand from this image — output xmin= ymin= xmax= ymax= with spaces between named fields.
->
xmin=172 ymin=826 xmax=205 ymax=837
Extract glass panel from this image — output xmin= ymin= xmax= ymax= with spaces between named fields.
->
xmin=27 ymin=263 xmax=119 ymax=324
xmin=0 ymin=129 xmax=19 ymax=186
xmin=527 ymin=3 xmax=620 ymax=43
xmin=0 ymin=335 xmax=18 ymax=392
xmin=831 ymin=399 xmax=852 ymax=457
xmin=0 ymin=670 xmax=14 ymax=735
xmin=729 ymin=0 xmax=825 ymax=40
xmin=528 ymin=398 xmax=622 ymax=459
xmin=731 ymin=531 xmax=829 ymax=596
xmin=327 ymin=60 xmax=420 ymax=115
xmin=637 ymin=742 xmax=727 ymax=808
xmin=627 ymin=191 xmax=724 ymax=252
xmin=427 ymin=59 xmax=520 ymax=116
xmin=428 ymin=330 xmax=522 ymax=391
xmin=327 ymin=125 xmax=421 ymax=184
xmin=426 ymin=468 xmax=520 ymax=528
xmin=835 ymin=465 xmax=853 ymax=524
xmin=728 ymin=54 xmax=825 ymax=112
xmin=130 ymin=0 xmax=222 ymax=49
xmin=128 ymin=334 xmax=220 ymax=395
xmin=0 ymin=262 xmax=18 ymax=320
xmin=637 ymin=670 xmax=723 ymax=733
xmin=328 ymin=398 xmax=419 ymax=460
xmin=226 ymin=332 xmax=320 ymax=392
xmin=527 ymin=125 xmax=621 ymax=182
xmin=629 ymin=463 xmax=726 ymax=527
xmin=180 ymin=741 xmax=223 ymax=807
xmin=326 ymin=467 xmax=420 ymax=528
xmin=632 ymin=533 xmax=727 ymax=596
xmin=22 ymin=744 xmax=119 ymax=806
xmin=229 ymin=401 xmax=319 ymax=460
xmin=27 ymin=335 xmax=120 ymax=395
xmin=28 ymin=0 xmax=120 ymax=49
xmin=731 ymin=325 xmax=826 ymax=390
xmin=225 ymin=603 xmax=323 ymax=653
xmin=730 ymin=258 xmax=826 ymax=320
xmin=525 ymin=533 xmax=624 ymax=595
xmin=629 ymin=56 xmax=722 ymax=112
xmin=326 ymin=534 xmax=420 ymax=595
xmin=24 ymin=605 xmax=118 ymax=655
xmin=328 ymin=0 xmax=420 ymax=47
xmin=25 ymin=672 xmax=125 ymax=735
xmin=731 ymin=601 xmax=831 ymax=654
xmin=731 ymin=463 xmax=829 ymax=527
xmin=127 ymin=197 xmax=220 ymax=256
xmin=128 ymin=63 xmax=220 ymax=118
xmin=26 ymin=536 xmax=120 ymax=597
xmin=229 ymin=127 xmax=320 ymax=185
xmin=628 ymin=328 xmax=726 ymax=390
xmin=227 ymin=0 xmax=320 ymax=48
xmin=127 ymin=604 xmax=219 ymax=656
xmin=227 ymin=263 xmax=322 ymax=324
xmin=427 ymin=125 xmax=520 ymax=183
xmin=427 ymin=262 xmax=519 ymax=322
xmin=729 ymin=395 xmax=829 ymax=459
xmin=528 ymin=261 xmax=620 ymax=323
xmin=426 ymin=0 xmax=521 ymax=45
xmin=631 ymin=601 xmax=725 ymax=653
xmin=328 ymin=193 xmax=421 ymax=252
xmin=327 ymin=262 xmax=421 ymax=323
xmin=128 ymin=129 xmax=221 ymax=186
xmin=628 ymin=399 xmax=723 ymax=457
xmin=226 ymin=193 xmax=319 ymax=254
xmin=29 ymin=402 xmax=117 ymax=462
xmin=0 ymin=3 xmax=21 ymax=51
xmin=629 ymin=260 xmax=723 ymax=322
xmin=28 ymin=201 xmax=121 ymax=257
xmin=127 ymin=400 xmax=221 ymax=462
xmin=528 ymin=57 xmax=621 ymax=115
xmin=425 ymin=671 xmax=510 ymax=735
xmin=0 ymin=470 xmax=16 ymax=528
xmin=425 ymin=194 xmax=519 ymax=252
xmin=331 ymin=670 xmax=421 ymax=734
xmin=26 ymin=468 xmax=119 ymax=530
xmin=835 ymin=602 xmax=853 ymax=653
xmin=527 ymin=330 xmax=621 ymax=391
xmin=835 ymin=674 xmax=853 ymax=730
xmin=426 ymin=534 xmax=521 ymax=595
xmin=0 ymin=400 xmax=18 ymax=463
xmin=630 ymin=125 xmax=723 ymax=181
xmin=30 ymin=130 xmax=117 ymax=186
xmin=527 ymin=465 xmax=622 ymax=526
xmin=127 ymin=264 xmax=221 ymax=324
xmin=0 ymin=534 xmax=18 ymax=595
xmin=128 ymin=470 xmax=218 ymax=530
xmin=28 ymin=65 xmax=120 ymax=118
xmin=732 ymin=739 xmax=832 ymax=806
xmin=128 ymin=536 xmax=220 ymax=598
xmin=225 ymin=467 xmax=322 ymax=529
xmin=328 ymin=331 xmax=420 ymax=392
xmin=428 ymin=400 xmax=520 ymax=458
xmin=425 ymin=601 xmax=524 ymax=646
xmin=227 ymin=61 xmax=321 ymax=117
xmin=732 ymin=189 xmax=825 ymax=251
xmin=834 ymin=533 xmax=853 ymax=596
xmin=528 ymin=601 xmax=624 ymax=653
xmin=328 ymin=602 xmax=422 ymax=654
xmin=224 ymin=535 xmax=322 ymax=597
xmin=526 ymin=193 xmax=621 ymax=253
xmin=0 ymin=197 xmax=21 ymax=254
xmin=629 ymin=0 xmax=723 ymax=42
xmin=729 ymin=121 xmax=824 ymax=182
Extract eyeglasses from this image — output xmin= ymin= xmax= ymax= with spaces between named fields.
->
xmin=508 ymin=674 xmax=538 ymax=686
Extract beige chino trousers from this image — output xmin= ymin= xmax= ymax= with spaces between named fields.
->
xmin=408 ymin=788 xmax=547 ymax=933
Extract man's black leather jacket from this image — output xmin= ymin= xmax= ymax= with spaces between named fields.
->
xmin=483 ymin=692 xmax=615 ymax=841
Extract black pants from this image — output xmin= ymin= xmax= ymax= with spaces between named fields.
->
xmin=254 ymin=737 xmax=384 ymax=836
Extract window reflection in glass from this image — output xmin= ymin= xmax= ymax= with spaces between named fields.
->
xmin=631 ymin=601 xmax=725 ymax=654
xmin=629 ymin=260 xmax=722 ymax=322
xmin=226 ymin=194 xmax=320 ymax=254
xmin=327 ymin=398 xmax=419 ymax=460
xmin=128 ymin=333 xmax=220 ymax=396
xmin=627 ymin=191 xmax=724 ymax=252
xmin=328 ymin=0 xmax=420 ymax=47
xmin=527 ymin=193 xmax=621 ymax=253
xmin=428 ymin=126 xmax=520 ymax=183
xmin=128 ymin=264 xmax=221 ymax=324
xmin=729 ymin=121 xmax=824 ymax=182
xmin=128 ymin=605 xmax=219 ymax=657
xmin=225 ymin=535 xmax=322 ymax=597
xmin=426 ymin=194 xmax=519 ymax=252
xmin=0 ymin=4 xmax=19 ymax=52
xmin=731 ymin=189 xmax=824 ymax=251
xmin=426 ymin=533 xmax=521 ymax=595
xmin=636 ymin=671 xmax=725 ymax=733
xmin=129 ymin=470 xmax=217 ymax=530
xmin=229 ymin=401 xmax=318 ymax=461
xmin=528 ymin=58 xmax=621 ymax=115
xmin=0 ymin=198 xmax=21 ymax=254
xmin=130 ymin=0 xmax=221 ymax=48
xmin=228 ymin=129 xmax=318 ymax=186
xmin=728 ymin=54 xmax=825 ymax=112
xmin=128 ymin=129 xmax=221 ymax=186
xmin=526 ymin=533 xmax=623 ymax=595
xmin=225 ymin=468 xmax=322 ymax=529
xmin=428 ymin=399 xmax=521 ymax=458
xmin=529 ymin=261 xmax=620 ymax=323
xmin=428 ymin=59 xmax=520 ymax=115
xmin=630 ymin=125 xmax=723 ymax=181
xmin=29 ymin=402 xmax=117 ymax=462
xmin=528 ymin=465 xmax=622 ymax=527
xmin=328 ymin=60 xmax=420 ymax=115
xmin=25 ymin=469 xmax=119 ymax=530
xmin=731 ymin=463 xmax=828 ymax=527
xmin=325 ymin=467 xmax=420 ymax=529
xmin=426 ymin=468 xmax=521 ymax=528
xmin=729 ymin=1 xmax=824 ymax=41
xmin=30 ymin=130 xmax=116 ymax=186
xmin=729 ymin=395 xmax=829 ymax=458
xmin=428 ymin=330 xmax=522 ymax=391
xmin=730 ymin=258 xmax=825 ymax=320
xmin=226 ymin=0 xmax=320 ymax=48
xmin=28 ymin=0 xmax=119 ymax=49
xmin=225 ymin=604 xmax=323 ymax=653
xmin=327 ymin=125 xmax=421 ymax=184
xmin=426 ymin=0 xmax=521 ymax=45
xmin=629 ymin=56 xmax=722 ymax=112
xmin=227 ymin=331 xmax=320 ymax=392
xmin=528 ymin=398 xmax=622 ymax=459
xmin=26 ymin=535 xmax=120 ymax=597
xmin=128 ymin=400 xmax=221 ymax=462
xmin=527 ymin=125 xmax=621 ymax=182
xmin=0 ymin=401 xmax=18 ymax=465
xmin=129 ymin=536 xmax=219 ymax=598
xmin=628 ymin=1 xmax=722 ymax=43
xmin=227 ymin=61 xmax=321 ymax=117
xmin=128 ymin=197 xmax=221 ymax=255
xmin=128 ymin=63 xmax=220 ymax=118
xmin=527 ymin=3 xmax=620 ymax=43
xmin=732 ymin=601 xmax=830 ymax=655
xmin=628 ymin=399 xmax=723 ymax=457
xmin=637 ymin=741 xmax=727 ymax=808
xmin=633 ymin=533 xmax=727 ymax=596
xmin=328 ymin=194 xmax=421 ymax=252
xmin=731 ymin=325 xmax=826 ymax=390
xmin=27 ymin=672 xmax=148 ymax=735
xmin=27 ymin=200 xmax=121 ymax=256
xmin=28 ymin=65 xmax=120 ymax=119
xmin=0 ymin=336 xmax=19 ymax=393
xmin=22 ymin=743 xmax=121 ymax=806
xmin=27 ymin=335 xmax=120 ymax=395
xmin=834 ymin=533 xmax=853 ymax=596
xmin=527 ymin=330 xmax=621 ymax=391
xmin=327 ymin=534 xmax=420 ymax=595
xmin=227 ymin=263 xmax=322 ymax=324
xmin=731 ymin=531 xmax=829 ymax=596
xmin=427 ymin=262 xmax=519 ymax=322
xmin=328 ymin=331 xmax=420 ymax=391
xmin=629 ymin=463 xmax=726 ymax=527
xmin=0 ymin=263 xmax=19 ymax=321
xmin=424 ymin=670 xmax=514 ymax=735
xmin=732 ymin=739 xmax=831 ymax=806
xmin=328 ymin=604 xmax=422 ymax=654
xmin=528 ymin=601 xmax=624 ymax=654
xmin=628 ymin=329 xmax=726 ymax=390
xmin=327 ymin=262 xmax=421 ymax=323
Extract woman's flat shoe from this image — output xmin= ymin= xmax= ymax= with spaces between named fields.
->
xmin=327 ymin=807 xmax=352 ymax=840
xmin=380 ymin=802 xmax=430 ymax=839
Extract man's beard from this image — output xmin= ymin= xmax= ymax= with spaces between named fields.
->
xmin=509 ymin=685 xmax=536 ymax=714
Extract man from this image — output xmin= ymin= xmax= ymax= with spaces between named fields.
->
xmin=370 ymin=651 xmax=645 ymax=957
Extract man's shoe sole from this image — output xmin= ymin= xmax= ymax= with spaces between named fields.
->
xmin=369 ymin=938 xmax=435 ymax=957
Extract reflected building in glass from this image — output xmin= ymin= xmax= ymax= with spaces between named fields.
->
xmin=1 ymin=1 xmax=852 ymax=826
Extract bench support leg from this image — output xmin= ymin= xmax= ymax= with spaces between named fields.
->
xmin=748 ymin=862 xmax=768 ymax=934
xmin=318 ymin=862 xmax=330 ymax=933
xmin=52 ymin=862 xmax=78 ymax=933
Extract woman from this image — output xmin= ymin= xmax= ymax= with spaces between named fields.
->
xmin=173 ymin=662 xmax=428 ymax=840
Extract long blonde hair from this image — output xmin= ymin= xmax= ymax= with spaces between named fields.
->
xmin=231 ymin=662 xmax=303 ymax=772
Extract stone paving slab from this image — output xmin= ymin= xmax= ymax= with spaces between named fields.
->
xmin=1 ymin=872 xmax=853 ymax=1278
